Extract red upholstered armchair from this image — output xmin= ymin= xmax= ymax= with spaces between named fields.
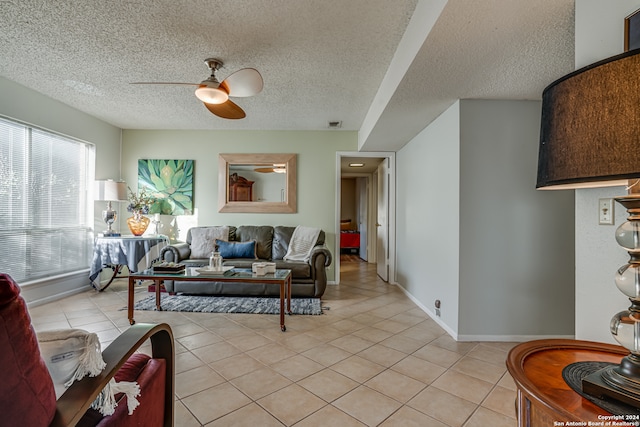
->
xmin=0 ymin=273 xmax=174 ymax=427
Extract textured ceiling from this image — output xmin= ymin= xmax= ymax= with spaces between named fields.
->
xmin=0 ymin=0 xmax=574 ymax=152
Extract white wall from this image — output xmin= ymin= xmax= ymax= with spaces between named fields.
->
xmin=121 ymin=129 xmax=357 ymax=282
xmin=0 ymin=77 xmax=122 ymax=304
xmin=458 ymin=100 xmax=575 ymax=340
xmin=396 ymin=99 xmax=576 ymax=341
xmin=573 ymin=0 xmax=640 ymax=343
xmin=396 ymin=101 xmax=461 ymax=335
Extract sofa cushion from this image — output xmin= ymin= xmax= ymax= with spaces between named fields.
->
xmin=186 ymin=226 xmax=236 ymax=244
xmin=216 ymin=239 xmax=257 ymax=259
xmin=190 ymin=226 xmax=229 ymax=258
xmin=236 ymin=226 xmax=273 ymax=260
xmin=273 ymin=226 xmax=295 ymax=260
xmin=274 ymin=260 xmax=311 ymax=278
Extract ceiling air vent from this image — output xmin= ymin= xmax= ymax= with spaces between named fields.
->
xmin=327 ymin=120 xmax=342 ymax=129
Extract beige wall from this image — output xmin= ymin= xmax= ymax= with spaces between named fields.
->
xmin=121 ymin=129 xmax=358 ymax=282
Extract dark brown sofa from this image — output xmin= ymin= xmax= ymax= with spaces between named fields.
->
xmin=159 ymin=225 xmax=332 ymax=298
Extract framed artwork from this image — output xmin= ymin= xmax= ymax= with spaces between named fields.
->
xmin=625 ymin=8 xmax=640 ymax=51
xmin=138 ymin=159 xmax=194 ymax=215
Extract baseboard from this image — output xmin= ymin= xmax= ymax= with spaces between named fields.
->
xmin=22 ymin=270 xmax=92 ymax=307
xmin=393 ymin=281 xmax=575 ymax=343
xmin=27 ymin=286 xmax=92 ymax=308
xmin=456 ymin=334 xmax=575 ymax=342
xmin=393 ymin=283 xmax=458 ymax=340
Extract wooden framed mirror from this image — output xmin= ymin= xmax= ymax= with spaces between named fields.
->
xmin=218 ymin=153 xmax=297 ymax=213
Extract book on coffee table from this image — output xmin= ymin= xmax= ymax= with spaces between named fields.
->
xmin=152 ymin=263 xmax=185 ymax=273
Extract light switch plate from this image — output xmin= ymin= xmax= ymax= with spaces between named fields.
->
xmin=599 ymin=198 xmax=614 ymax=225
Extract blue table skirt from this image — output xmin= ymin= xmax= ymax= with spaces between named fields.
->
xmin=90 ymin=236 xmax=168 ymax=290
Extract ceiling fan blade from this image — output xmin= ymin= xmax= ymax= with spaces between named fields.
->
xmin=220 ymin=68 xmax=263 ymax=97
xmin=254 ymin=167 xmax=275 ymax=173
xmin=130 ymin=82 xmax=200 ymax=85
xmin=203 ymin=99 xmax=246 ymax=119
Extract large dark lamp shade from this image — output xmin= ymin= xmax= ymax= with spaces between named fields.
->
xmin=536 ymin=48 xmax=640 ymax=409
xmin=537 ymin=48 xmax=640 ymax=190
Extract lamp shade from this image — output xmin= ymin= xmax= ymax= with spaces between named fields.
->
xmin=194 ymin=86 xmax=229 ymax=104
xmin=95 ymin=180 xmax=127 ymax=201
xmin=537 ymin=49 xmax=640 ymax=190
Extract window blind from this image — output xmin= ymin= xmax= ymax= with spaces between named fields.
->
xmin=0 ymin=117 xmax=95 ymax=283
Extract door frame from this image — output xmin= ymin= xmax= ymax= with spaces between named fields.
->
xmin=335 ymin=151 xmax=396 ymax=285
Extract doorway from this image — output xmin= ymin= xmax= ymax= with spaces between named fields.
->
xmin=335 ymin=152 xmax=395 ymax=285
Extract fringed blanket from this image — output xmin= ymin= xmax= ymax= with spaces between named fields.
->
xmin=284 ymin=225 xmax=321 ymax=262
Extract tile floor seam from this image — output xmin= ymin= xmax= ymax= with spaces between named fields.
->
xmin=255 ymin=394 xmax=330 ymax=426
xmin=27 ymin=259 xmax=518 ymax=426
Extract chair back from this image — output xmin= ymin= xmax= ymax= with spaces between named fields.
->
xmin=0 ymin=274 xmax=57 ymax=427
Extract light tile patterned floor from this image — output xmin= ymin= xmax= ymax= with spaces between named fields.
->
xmin=27 ymin=258 xmax=518 ymax=426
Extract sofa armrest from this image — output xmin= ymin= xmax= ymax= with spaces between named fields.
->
xmin=52 ymin=323 xmax=174 ymax=427
xmin=308 ymin=245 xmax=331 ymax=298
xmin=309 ymin=245 xmax=332 ymax=268
xmin=161 ymin=242 xmax=191 ymax=263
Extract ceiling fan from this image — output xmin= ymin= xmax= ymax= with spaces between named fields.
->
xmin=131 ymin=58 xmax=263 ymax=119
xmin=255 ymin=164 xmax=287 ymax=173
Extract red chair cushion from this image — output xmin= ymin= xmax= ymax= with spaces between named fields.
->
xmin=114 ymin=353 xmax=152 ymax=382
xmin=79 ymin=353 xmax=167 ymax=427
xmin=97 ymin=356 xmax=167 ymax=426
xmin=0 ymin=273 xmax=56 ymax=427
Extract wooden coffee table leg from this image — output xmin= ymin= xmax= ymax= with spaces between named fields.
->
xmin=280 ymin=280 xmax=286 ymax=332
xmin=155 ymin=279 xmax=163 ymax=311
xmin=128 ymin=275 xmax=135 ymax=325
xmin=287 ymin=276 xmax=292 ymax=315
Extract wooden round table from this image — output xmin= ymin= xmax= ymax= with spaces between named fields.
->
xmin=507 ymin=339 xmax=630 ymax=426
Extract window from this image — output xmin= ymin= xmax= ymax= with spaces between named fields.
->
xmin=0 ymin=117 xmax=95 ymax=283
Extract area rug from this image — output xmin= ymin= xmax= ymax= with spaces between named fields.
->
xmin=133 ymin=295 xmax=323 ymax=315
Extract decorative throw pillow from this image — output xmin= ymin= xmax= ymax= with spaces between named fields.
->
xmin=215 ymin=239 xmax=257 ymax=259
xmin=190 ymin=226 xmax=229 ymax=258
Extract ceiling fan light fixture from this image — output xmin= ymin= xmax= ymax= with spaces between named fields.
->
xmin=195 ymin=86 xmax=229 ymax=104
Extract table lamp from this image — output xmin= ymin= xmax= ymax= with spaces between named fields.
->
xmin=537 ymin=48 xmax=640 ymax=406
xmin=95 ymin=180 xmax=128 ymax=236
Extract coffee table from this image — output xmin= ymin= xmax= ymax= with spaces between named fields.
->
xmin=128 ymin=267 xmax=292 ymax=331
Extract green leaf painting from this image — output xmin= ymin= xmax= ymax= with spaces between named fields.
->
xmin=137 ymin=159 xmax=193 ymax=215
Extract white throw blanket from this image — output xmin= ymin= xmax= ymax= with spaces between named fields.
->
xmin=37 ymin=328 xmax=141 ymax=416
xmin=284 ymin=226 xmax=321 ymax=262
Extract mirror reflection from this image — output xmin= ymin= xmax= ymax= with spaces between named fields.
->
xmin=218 ymin=153 xmax=297 ymax=213
xmin=228 ymin=165 xmax=287 ymax=202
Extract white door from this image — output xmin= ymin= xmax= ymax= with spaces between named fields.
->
xmin=376 ymin=159 xmax=389 ymax=281
xmin=357 ymin=177 xmax=368 ymax=261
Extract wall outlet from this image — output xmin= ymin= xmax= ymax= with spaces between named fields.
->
xmin=599 ymin=198 xmax=614 ymax=225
